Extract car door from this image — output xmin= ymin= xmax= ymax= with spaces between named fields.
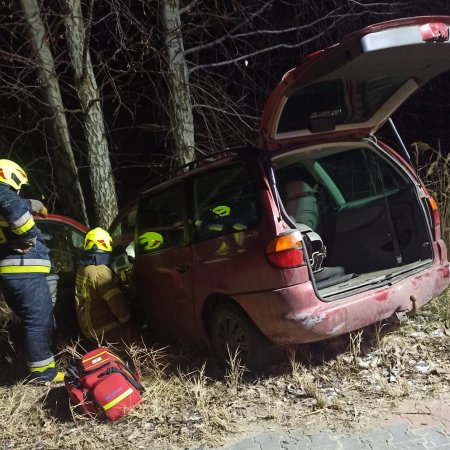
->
xmin=133 ymin=182 xmax=195 ymax=338
xmin=35 ymin=214 xmax=88 ymax=334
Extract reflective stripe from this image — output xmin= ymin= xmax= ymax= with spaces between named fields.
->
xmin=29 ymin=357 xmax=55 ymax=370
xmin=208 ymin=224 xmax=224 ymax=231
xmin=76 ymin=274 xmax=95 ymax=335
xmin=0 ymin=265 xmax=51 ymax=274
xmin=103 ymin=387 xmax=134 ymax=411
xmin=0 ymin=258 xmax=51 ymax=267
xmin=216 ymin=241 xmax=229 ymax=255
xmin=10 ymin=211 xmax=32 ymax=229
xmin=233 ymin=223 xmax=246 ymax=231
xmin=10 ymin=211 xmax=34 ymax=235
xmin=104 ymin=287 xmax=122 ymax=301
xmin=12 ymin=216 xmax=35 ymax=235
xmin=82 ymin=350 xmax=123 ymax=366
xmin=82 ymin=349 xmax=109 ymax=364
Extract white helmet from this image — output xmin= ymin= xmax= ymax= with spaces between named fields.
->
xmin=111 ymin=242 xmax=135 ymax=274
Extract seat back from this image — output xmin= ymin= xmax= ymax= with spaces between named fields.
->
xmin=284 ymin=180 xmax=319 ymax=231
xmin=284 ymin=181 xmax=325 ymax=272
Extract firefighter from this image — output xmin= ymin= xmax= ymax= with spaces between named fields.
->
xmin=0 ymin=159 xmax=64 ymax=383
xmin=75 ymin=227 xmax=137 ymax=349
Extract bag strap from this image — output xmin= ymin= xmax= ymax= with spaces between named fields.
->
xmin=81 ymin=353 xmax=128 ymax=376
xmin=66 ymin=364 xmax=82 ymax=386
xmin=99 ymin=367 xmax=145 ymax=393
xmin=81 ymin=362 xmax=111 ymax=376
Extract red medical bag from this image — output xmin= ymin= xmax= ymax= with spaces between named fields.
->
xmin=65 ymin=347 xmax=144 ymax=421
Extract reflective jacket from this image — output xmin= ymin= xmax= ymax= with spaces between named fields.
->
xmin=0 ymin=183 xmax=50 ymax=278
xmin=75 ymin=251 xmax=131 ymax=340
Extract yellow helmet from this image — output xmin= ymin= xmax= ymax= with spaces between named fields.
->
xmin=211 ymin=205 xmax=231 ymax=217
xmin=84 ymin=227 xmax=113 ymax=252
xmin=0 ymin=159 xmax=28 ymax=191
xmin=138 ymin=232 xmax=163 ymax=251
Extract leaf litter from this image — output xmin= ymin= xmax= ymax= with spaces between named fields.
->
xmin=0 ymin=289 xmax=450 ymax=449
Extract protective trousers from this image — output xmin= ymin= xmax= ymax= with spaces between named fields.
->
xmin=0 ymin=275 xmax=56 ymax=381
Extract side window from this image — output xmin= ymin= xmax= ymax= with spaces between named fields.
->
xmin=37 ymin=221 xmax=85 ymax=273
xmin=137 ymin=184 xmax=186 ymax=254
xmin=193 ymin=163 xmax=261 ymax=241
xmin=319 ymin=147 xmax=406 ymax=202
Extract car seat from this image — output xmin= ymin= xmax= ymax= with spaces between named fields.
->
xmin=284 ymin=180 xmax=351 ymax=288
xmin=284 ymin=180 xmax=326 ymax=272
xmin=284 ymin=180 xmax=319 ymax=231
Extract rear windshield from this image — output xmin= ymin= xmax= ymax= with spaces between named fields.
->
xmin=277 ymin=75 xmax=409 ymax=134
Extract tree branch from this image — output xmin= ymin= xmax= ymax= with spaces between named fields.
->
xmin=189 ymin=16 xmax=346 ymax=74
xmin=183 ymin=1 xmax=274 ymax=57
xmin=82 ymin=0 xmax=94 ymax=82
xmin=180 ymin=0 xmax=199 ymax=15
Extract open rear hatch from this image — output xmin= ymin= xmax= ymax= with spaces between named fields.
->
xmin=262 ymin=16 xmax=450 ymax=296
xmin=260 ymin=16 xmax=450 ymax=150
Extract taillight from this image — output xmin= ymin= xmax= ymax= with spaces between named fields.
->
xmin=426 ymin=196 xmax=441 ymax=241
xmin=427 ymin=197 xmax=440 ymax=227
xmin=265 ymin=230 xmax=305 ymax=269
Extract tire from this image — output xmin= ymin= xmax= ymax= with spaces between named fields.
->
xmin=210 ymin=302 xmax=275 ymax=372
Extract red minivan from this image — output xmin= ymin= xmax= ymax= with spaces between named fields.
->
xmin=110 ymin=16 xmax=450 ymax=370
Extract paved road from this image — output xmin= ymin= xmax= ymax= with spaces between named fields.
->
xmin=221 ymin=423 xmax=450 ymax=449
xmin=218 ymin=398 xmax=450 ymax=449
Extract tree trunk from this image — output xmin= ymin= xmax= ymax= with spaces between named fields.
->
xmin=60 ymin=0 xmax=118 ymax=229
xmin=161 ymin=0 xmax=196 ymax=166
xmin=19 ymin=0 xmax=89 ymax=226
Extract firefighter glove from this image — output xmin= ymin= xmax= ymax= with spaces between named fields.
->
xmin=30 ymin=199 xmax=48 ymax=217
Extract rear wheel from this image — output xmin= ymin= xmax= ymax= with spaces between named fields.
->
xmin=210 ymin=302 xmax=276 ymax=372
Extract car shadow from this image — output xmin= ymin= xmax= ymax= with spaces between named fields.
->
xmin=41 ymin=386 xmax=74 ymax=422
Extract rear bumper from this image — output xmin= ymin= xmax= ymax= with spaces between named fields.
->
xmin=235 ymin=260 xmax=450 ymax=344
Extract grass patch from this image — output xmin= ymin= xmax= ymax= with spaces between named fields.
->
xmin=1 ymin=288 xmax=450 ymax=449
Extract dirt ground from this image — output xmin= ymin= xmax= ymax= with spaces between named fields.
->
xmin=0 ymin=289 xmax=450 ymax=450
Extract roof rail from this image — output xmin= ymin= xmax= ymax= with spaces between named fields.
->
xmin=142 ymin=146 xmax=250 ymax=193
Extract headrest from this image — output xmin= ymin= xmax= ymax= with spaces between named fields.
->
xmin=285 ymin=181 xmax=314 ymax=200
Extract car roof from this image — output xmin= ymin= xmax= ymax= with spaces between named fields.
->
xmin=35 ymin=213 xmax=88 ymax=234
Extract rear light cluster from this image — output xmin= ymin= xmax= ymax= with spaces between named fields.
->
xmin=427 ymin=196 xmax=441 ymax=240
xmin=265 ymin=230 xmax=305 ymax=269
xmin=427 ymin=197 xmax=440 ymax=227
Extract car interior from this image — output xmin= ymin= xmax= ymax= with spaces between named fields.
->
xmin=274 ymin=142 xmax=433 ymax=297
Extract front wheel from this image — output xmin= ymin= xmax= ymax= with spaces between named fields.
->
xmin=210 ymin=302 xmax=276 ymax=372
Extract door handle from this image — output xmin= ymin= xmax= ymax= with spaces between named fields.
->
xmin=175 ymin=263 xmax=190 ymax=274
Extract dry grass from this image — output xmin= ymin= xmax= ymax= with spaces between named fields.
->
xmin=1 ymin=288 xmax=450 ymax=449
xmin=412 ymin=141 xmax=450 ymax=246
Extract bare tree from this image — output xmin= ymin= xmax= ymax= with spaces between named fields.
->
xmin=161 ymin=0 xmax=195 ymax=166
xmin=7 ymin=0 xmax=89 ymax=224
xmin=59 ymin=0 xmax=118 ymax=228
xmin=3 ymin=0 xmax=449 ymax=222
xmin=158 ymin=0 xmax=419 ymax=165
